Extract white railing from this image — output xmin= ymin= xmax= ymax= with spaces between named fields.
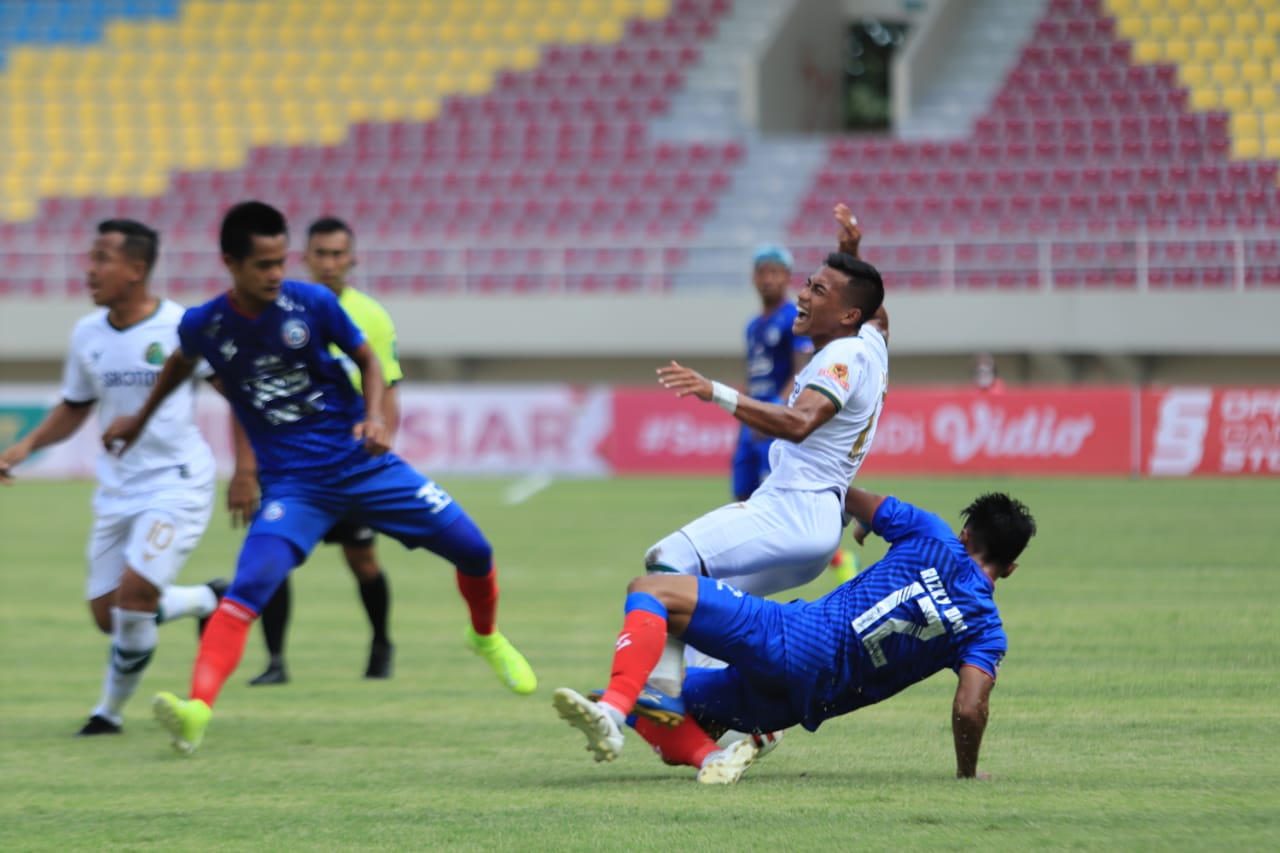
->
xmin=2 ymin=232 xmax=1276 ymax=298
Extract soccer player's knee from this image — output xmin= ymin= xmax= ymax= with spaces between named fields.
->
xmin=644 ymin=533 xmax=700 ymax=576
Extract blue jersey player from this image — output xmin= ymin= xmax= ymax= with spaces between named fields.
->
xmin=553 ymin=487 xmax=1036 ymax=784
xmin=103 ymin=202 xmax=536 ymax=756
xmin=734 ymin=243 xmax=812 ymax=502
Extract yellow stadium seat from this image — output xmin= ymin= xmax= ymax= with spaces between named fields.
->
xmin=1266 ymin=11 xmax=1280 ymax=33
xmin=1205 ymin=13 xmax=1233 ymax=37
xmin=1240 ymin=60 xmax=1267 ymax=85
xmin=1221 ymin=37 xmax=1250 ymax=62
xmin=1221 ymin=86 xmax=1249 ymax=110
xmin=1253 ymin=36 xmax=1278 ymax=60
xmin=1265 ymin=113 xmax=1280 ymax=137
xmin=1114 ymin=16 xmax=1145 ymax=40
xmin=1179 ymin=63 xmax=1209 ymax=87
xmin=564 ymin=19 xmax=593 ymax=43
xmin=1177 ymin=13 xmax=1203 ymax=39
xmin=1189 ymin=86 xmax=1219 ymax=109
xmin=1136 ymin=0 xmax=1162 ymax=12
xmin=1133 ymin=40 xmax=1164 ymax=64
xmin=1192 ymin=38 xmax=1220 ymax=62
xmin=1251 ymin=85 xmax=1277 ymax=109
xmin=1232 ymin=111 xmax=1260 ymax=137
xmin=1235 ymin=11 xmax=1262 ymax=34
xmin=1145 ymin=14 xmax=1174 ymax=38
xmin=1164 ymin=0 xmax=1192 ymax=12
xmin=1211 ymin=61 xmax=1238 ymax=85
xmin=595 ymin=18 xmax=624 ymax=42
xmin=641 ymin=0 xmax=669 ymax=18
xmin=1265 ymin=136 xmax=1280 ymax=159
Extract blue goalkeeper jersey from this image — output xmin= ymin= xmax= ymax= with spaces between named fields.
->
xmin=178 ymin=280 xmax=371 ymax=476
xmin=784 ymin=496 xmax=1007 ymax=730
xmin=745 ymin=303 xmax=812 ymax=401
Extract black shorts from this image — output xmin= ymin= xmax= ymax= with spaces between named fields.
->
xmin=321 ymin=519 xmax=376 ymax=547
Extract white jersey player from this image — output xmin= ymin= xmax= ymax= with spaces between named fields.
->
xmin=646 ymin=250 xmax=888 ymax=706
xmin=0 ymin=220 xmax=223 ymax=736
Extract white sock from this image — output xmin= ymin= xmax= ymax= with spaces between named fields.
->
xmin=91 ymin=607 xmax=157 ymax=724
xmin=597 ymin=701 xmax=626 ymax=728
xmin=649 ymin=637 xmax=686 ymax=697
xmin=157 ymin=583 xmax=216 ymax=624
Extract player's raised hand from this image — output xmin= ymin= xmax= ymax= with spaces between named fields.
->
xmin=657 ymin=360 xmax=714 ymax=401
xmin=227 ymin=469 xmax=260 ymax=528
xmin=0 ymin=444 xmax=30 ymax=485
xmin=834 ymin=203 xmax=862 ymax=258
xmin=354 ymin=418 xmax=391 ymax=456
xmin=102 ymin=414 xmax=144 ymax=456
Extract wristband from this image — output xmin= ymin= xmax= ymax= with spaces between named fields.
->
xmin=710 ymin=381 xmax=739 ymax=414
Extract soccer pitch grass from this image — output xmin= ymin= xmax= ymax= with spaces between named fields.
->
xmin=2 ymin=476 xmax=1277 ymax=852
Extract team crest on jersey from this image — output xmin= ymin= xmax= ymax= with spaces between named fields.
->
xmin=281 ymin=319 xmax=310 ymax=349
xmin=144 ymin=342 xmax=165 ymax=365
xmin=765 ymin=327 xmax=780 ymax=346
xmin=819 ymin=363 xmax=850 ymax=390
xmin=261 ymin=501 xmax=286 ymax=521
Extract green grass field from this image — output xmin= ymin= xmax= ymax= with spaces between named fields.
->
xmin=2 ymin=476 xmax=1278 ymax=852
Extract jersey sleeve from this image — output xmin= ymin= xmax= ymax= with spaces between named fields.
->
xmin=361 ymin=298 xmax=403 ymax=385
xmin=177 ymin=307 xmax=203 ymax=361
xmin=955 ymin=627 xmax=1007 ymax=681
xmin=792 ymin=332 xmax=814 ymax=355
xmin=802 ymin=340 xmax=867 ymax=412
xmin=871 ymin=495 xmax=955 ymax=544
xmin=59 ymin=323 xmax=96 ymax=404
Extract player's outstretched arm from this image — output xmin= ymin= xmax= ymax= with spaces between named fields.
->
xmin=0 ymin=401 xmax=94 ymax=484
xmin=844 ymin=487 xmax=887 ymax=544
xmin=952 ymin=665 xmax=995 ymax=779
xmin=657 ymin=361 xmax=837 ymax=442
xmin=101 ymin=350 xmax=197 ymax=455
xmin=834 ymin=203 xmax=862 ymax=259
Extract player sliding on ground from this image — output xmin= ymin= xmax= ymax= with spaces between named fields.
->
xmin=553 ymin=486 xmax=1036 ymax=784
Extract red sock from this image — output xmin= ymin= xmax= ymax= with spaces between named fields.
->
xmin=190 ymin=599 xmax=256 ymax=706
xmin=456 ymin=568 xmax=498 ymax=635
xmin=598 ymin=608 xmax=667 ymax=714
xmin=635 ymin=716 xmax=720 ymax=769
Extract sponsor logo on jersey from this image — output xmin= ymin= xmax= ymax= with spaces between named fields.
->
xmin=281 ymin=319 xmax=310 ymax=349
xmin=820 ymin=363 xmax=850 ymax=390
xmin=220 ymin=339 xmax=238 ymax=362
xmin=101 ymin=370 xmax=158 ymax=388
xmin=144 ymin=342 xmax=165 ymax=365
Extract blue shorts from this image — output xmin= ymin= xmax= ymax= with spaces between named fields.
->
xmin=249 ymin=453 xmax=465 ymax=557
xmin=679 ymin=576 xmax=806 ymax=734
xmin=731 ymin=424 xmax=773 ymax=500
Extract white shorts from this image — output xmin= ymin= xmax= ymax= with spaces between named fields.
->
xmin=652 ymin=484 xmax=844 ymax=598
xmin=84 ymin=488 xmax=214 ymax=600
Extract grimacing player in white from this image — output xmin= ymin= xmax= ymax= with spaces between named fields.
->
xmin=0 ymin=220 xmax=223 ymax=736
xmin=644 ymin=226 xmax=889 ymax=718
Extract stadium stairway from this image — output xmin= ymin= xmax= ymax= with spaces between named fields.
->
xmin=897 ymin=0 xmax=1047 ymax=140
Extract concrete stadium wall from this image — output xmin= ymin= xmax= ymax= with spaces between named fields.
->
xmin=4 ymin=290 xmax=1279 ymax=385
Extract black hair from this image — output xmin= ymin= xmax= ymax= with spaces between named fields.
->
xmin=220 ymin=201 xmax=288 ymax=261
xmin=307 ymin=215 xmax=355 ymax=241
xmin=823 ymin=252 xmax=884 ymax=322
xmin=960 ymin=493 xmax=1037 ymax=569
xmin=97 ymin=218 xmax=159 ymax=273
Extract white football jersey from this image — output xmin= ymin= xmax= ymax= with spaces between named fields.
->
xmin=766 ymin=324 xmax=888 ymax=495
xmin=61 ymin=300 xmax=215 ymax=497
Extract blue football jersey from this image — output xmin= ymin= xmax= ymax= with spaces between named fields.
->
xmin=784 ymin=496 xmax=1008 ymax=730
xmin=745 ymin=303 xmax=812 ymax=401
xmin=178 ymin=281 xmax=371 ymax=475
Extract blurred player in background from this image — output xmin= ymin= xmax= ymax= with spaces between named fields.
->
xmin=0 ymin=220 xmax=224 ymax=736
xmin=553 ymin=486 xmax=1036 ymax=784
xmin=972 ymin=352 xmax=1006 ymax=394
xmin=567 ymin=229 xmax=889 ymax=738
xmin=235 ymin=216 xmax=400 ymax=685
xmin=103 ymin=201 xmax=536 ymax=756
